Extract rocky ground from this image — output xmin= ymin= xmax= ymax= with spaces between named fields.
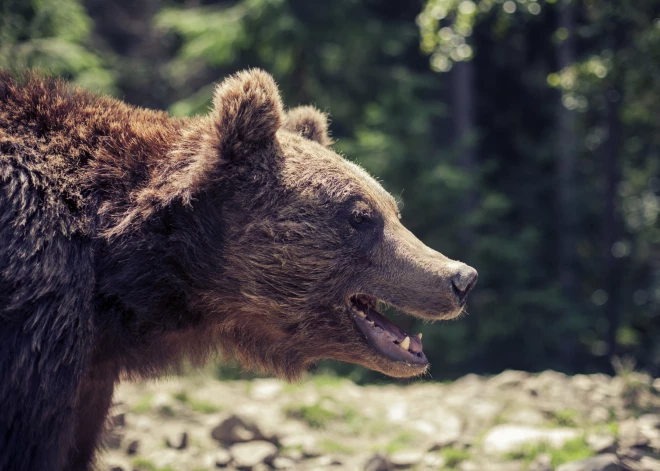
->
xmin=100 ymin=369 xmax=660 ymax=471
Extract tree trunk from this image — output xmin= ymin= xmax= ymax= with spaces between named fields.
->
xmin=604 ymin=85 xmax=623 ymax=361
xmin=557 ymin=0 xmax=577 ymax=303
xmin=452 ymin=60 xmax=478 ymax=243
xmin=452 ymin=59 xmax=479 ymax=369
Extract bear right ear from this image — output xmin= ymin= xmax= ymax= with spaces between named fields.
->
xmin=212 ymin=69 xmax=284 ymax=157
xmin=284 ymin=106 xmax=332 ymax=147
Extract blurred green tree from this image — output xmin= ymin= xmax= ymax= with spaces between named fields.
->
xmin=0 ymin=0 xmax=115 ymax=93
xmin=2 ymin=0 xmax=658 ymax=380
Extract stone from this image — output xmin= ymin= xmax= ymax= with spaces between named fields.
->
xmin=457 ymin=461 xmax=479 ymax=471
xmin=249 ymin=379 xmax=284 ymax=400
xmin=272 ymin=456 xmax=297 ymax=469
xmin=111 ymin=412 xmax=126 ymax=428
xmin=125 ymin=439 xmax=139 ymax=455
xmin=103 ymin=430 xmax=123 ymax=450
xmin=638 ymin=414 xmax=660 ymax=429
xmin=528 ymin=453 xmax=552 ymax=471
xmin=230 ymin=441 xmax=278 ymax=468
xmin=589 ymin=407 xmax=611 ymax=424
xmin=279 ymin=434 xmax=319 ymax=457
xmin=364 ymin=454 xmax=394 ymax=471
xmin=165 ymin=431 xmax=188 ymax=450
xmin=489 ymin=370 xmax=529 ymax=388
xmin=586 ymin=434 xmax=616 ymax=454
xmin=213 ymin=449 xmax=232 ymax=467
xmin=423 ymin=453 xmax=446 ymax=468
xmin=555 ymin=454 xmax=621 ymax=471
xmin=389 ymin=450 xmax=424 ymax=468
xmin=151 ymin=392 xmax=183 ymax=417
xmin=503 ymin=408 xmax=547 ymax=426
xmin=638 ymin=456 xmax=660 ymax=471
xmin=619 ymin=419 xmax=650 ymax=447
xmin=428 ymin=433 xmax=459 ymax=450
xmin=482 ymin=425 xmax=580 ymax=454
xmin=653 ymin=378 xmax=660 ymax=393
xmin=211 ymin=414 xmax=267 ymax=444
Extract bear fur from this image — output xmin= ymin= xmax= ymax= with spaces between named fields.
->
xmin=0 ymin=69 xmax=476 ymax=470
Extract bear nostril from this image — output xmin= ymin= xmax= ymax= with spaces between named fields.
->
xmin=451 ymin=266 xmax=478 ymax=304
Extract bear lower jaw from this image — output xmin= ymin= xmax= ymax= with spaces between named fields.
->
xmin=348 ymin=295 xmax=428 ymax=369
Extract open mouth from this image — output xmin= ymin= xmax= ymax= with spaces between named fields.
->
xmin=348 ymin=294 xmax=428 ymax=368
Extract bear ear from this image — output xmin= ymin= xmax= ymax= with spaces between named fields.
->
xmin=212 ymin=69 xmax=284 ymax=157
xmin=284 ymin=105 xmax=332 ymax=147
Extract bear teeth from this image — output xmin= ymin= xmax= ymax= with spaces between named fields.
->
xmin=399 ymin=336 xmax=410 ymax=350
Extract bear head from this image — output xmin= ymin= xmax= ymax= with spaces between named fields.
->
xmin=104 ymin=69 xmax=477 ymax=380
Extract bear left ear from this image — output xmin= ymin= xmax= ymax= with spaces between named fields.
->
xmin=212 ymin=69 xmax=284 ymax=157
xmin=284 ymin=106 xmax=332 ymax=147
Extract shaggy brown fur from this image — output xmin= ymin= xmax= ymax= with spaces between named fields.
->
xmin=0 ymin=69 xmax=476 ymax=470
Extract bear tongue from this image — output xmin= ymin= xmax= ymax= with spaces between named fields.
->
xmin=365 ymin=306 xmax=423 ymax=354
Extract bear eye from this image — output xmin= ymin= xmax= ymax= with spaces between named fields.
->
xmin=349 ymin=211 xmax=372 ymax=229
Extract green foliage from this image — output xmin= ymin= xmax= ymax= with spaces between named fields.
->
xmin=132 ymin=394 xmax=153 ymax=414
xmin=317 ymin=439 xmax=356 ymax=455
xmin=547 ymin=409 xmax=579 ymax=428
xmin=173 ymin=391 xmax=222 ymax=414
xmin=440 ymin=447 xmax=472 ymax=468
xmin=6 ymin=0 xmax=660 ymax=379
xmin=285 ymin=398 xmax=362 ymax=429
xmin=132 ymin=457 xmax=176 ymax=471
xmin=0 ymin=0 xmax=115 ymax=92
xmin=383 ymin=430 xmax=424 ymax=454
xmin=504 ymin=436 xmax=593 ymax=468
xmin=285 ymin=402 xmax=339 ymax=429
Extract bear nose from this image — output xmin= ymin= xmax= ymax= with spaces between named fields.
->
xmin=451 ymin=265 xmax=478 ymax=304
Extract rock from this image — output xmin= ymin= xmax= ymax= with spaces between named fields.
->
xmin=389 ymin=450 xmax=424 ymax=468
xmin=165 ymin=431 xmax=188 ymax=450
xmin=364 ymin=454 xmax=394 ymax=471
xmin=110 ymin=412 xmax=126 ymax=428
xmin=638 ymin=414 xmax=660 ymax=450
xmin=555 ymin=454 xmax=621 ymax=471
xmin=230 ymin=441 xmax=278 ymax=468
xmin=249 ymin=379 xmax=284 ymax=400
xmin=528 ymin=453 xmax=552 ymax=471
xmin=503 ymin=408 xmax=547 ymax=426
xmin=483 ymin=425 xmax=580 ymax=454
xmin=638 ymin=414 xmax=660 ymax=429
xmin=213 ymin=448 xmax=232 ymax=467
xmin=151 ymin=392 xmax=183 ymax=417
xmin=589 ymin=407 xmax=611 ymax=424
xmin=587 ymin=434 xmax=616 ymax=454
xmin=125 ymin=439 xmax=139 ymax=455
xmin=489 ymin=370 xmax=529 ymax=388
xmin=422 ymin=453 xmax=446 ymax=468
xmin=272 ymin=456 xmax=297 ymax=469
xmin=279 ymin=434 xmax=319 ymax=457
xmin=619 ymin=419 xmax=650 ymax=447
xmin=458 ymin=461 xmax=479 ymax=471
xmin=428 ymin=433 xmax=459 ymax=450
xmin=103 ymin=430 xmax=123 ymax=450
xmin=211 ymin=414 xmax=268 ymax=444
xmin=638 ymin=456 xmax=660 ymax=471
xmin=653 ymin=378 xmax=660 ymax=393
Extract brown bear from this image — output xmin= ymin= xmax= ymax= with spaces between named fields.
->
xmin=0 ymin=69 xmax=477 ymax=470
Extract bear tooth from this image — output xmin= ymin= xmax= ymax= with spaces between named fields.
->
xmin=400 ymin=336 xmax=410 ymax=350
xmin=416 ymin=333 xmax=423 ymax=340
xmin=357 ymin=310 xmax=367 ymax=318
